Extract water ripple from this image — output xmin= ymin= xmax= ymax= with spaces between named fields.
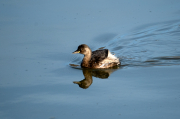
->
xmin=107 ymin=20 xmax=180 ymax=67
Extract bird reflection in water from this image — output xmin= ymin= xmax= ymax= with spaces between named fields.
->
xmin=70 ymin=64 xmax=119 ymax=89
xmin=73 ymin=69 xmax=93 ymax=89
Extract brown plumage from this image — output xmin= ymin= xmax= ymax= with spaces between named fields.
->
xmin=73 ymin=44 xmax=120 ymax=68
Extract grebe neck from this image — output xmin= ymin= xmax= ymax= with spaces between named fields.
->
xmin=81 ymin=50 xmax=92 ymax=67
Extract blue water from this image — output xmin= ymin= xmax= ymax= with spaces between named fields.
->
xmin=0 ymin=1 xmax=180 ymax=119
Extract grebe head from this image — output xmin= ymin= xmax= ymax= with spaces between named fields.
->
xmin=73 ymin=44 xmax=91 ymax=55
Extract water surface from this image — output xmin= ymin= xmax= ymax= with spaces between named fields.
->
xmin=0 ymin=0 xmax=180 ymax=119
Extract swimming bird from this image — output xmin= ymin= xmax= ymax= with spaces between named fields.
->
xmin=72 ymin=44 xmax=120 ymax=68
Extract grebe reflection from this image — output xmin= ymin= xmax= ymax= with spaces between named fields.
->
xmin=73 ymin=66 xmax=119 ymax=89
xmin=73 ymin=69 xmax=93 ymax=89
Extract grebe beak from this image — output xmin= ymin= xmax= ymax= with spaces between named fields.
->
xmin=72 ymin=50 xmax=80 ymax=54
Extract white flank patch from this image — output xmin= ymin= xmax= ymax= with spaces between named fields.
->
xmin=108 ymin=51 xmax=118 ymax=59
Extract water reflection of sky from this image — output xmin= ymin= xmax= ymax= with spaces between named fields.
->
xmin=1 ymin=0 xmax=180 ymax=119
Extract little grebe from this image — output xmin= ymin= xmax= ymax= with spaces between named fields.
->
xmin=73 ymin=44 xmax=120 ymax=68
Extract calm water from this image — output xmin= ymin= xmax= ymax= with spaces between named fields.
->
xmin=0 ymin=1 xmax=180 ymax=119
